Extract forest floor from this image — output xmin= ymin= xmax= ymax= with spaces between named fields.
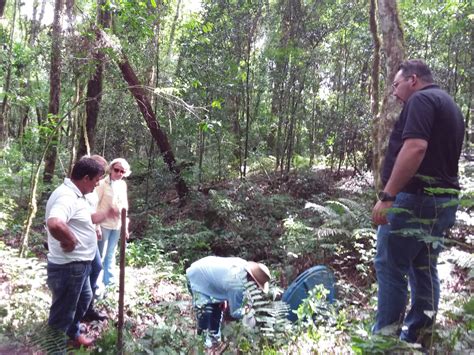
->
xmin=0 ymin=165 xmax=473 ymax=354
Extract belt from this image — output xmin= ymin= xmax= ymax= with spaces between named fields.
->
xmin=69 ymin=260 xmax=92 ymax=265
xmin=401 ymin=186 xmax=459 ymax=198
xmin=48 ymin=260 xmax=92 ymax=266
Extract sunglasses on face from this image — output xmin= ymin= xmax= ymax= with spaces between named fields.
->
xmin=113 ymin=168 xmax=125 ymax=174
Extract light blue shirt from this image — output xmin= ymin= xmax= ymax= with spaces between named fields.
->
xmin=186 ymin=256 xmax=248 ymax=319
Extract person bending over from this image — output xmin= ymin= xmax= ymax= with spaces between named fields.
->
xmin=186 ymin=256 xmax=270 ymax=350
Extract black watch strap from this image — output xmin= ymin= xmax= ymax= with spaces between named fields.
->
xmin=378 ymin=191 xmax=396 ymax=202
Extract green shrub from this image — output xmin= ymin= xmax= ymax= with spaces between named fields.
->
xmin=0 ymin=244 xmax=49 ymax=339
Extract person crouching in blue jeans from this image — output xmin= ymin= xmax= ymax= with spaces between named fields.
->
xmin=186 ymin=256 xmax=270 ymax=350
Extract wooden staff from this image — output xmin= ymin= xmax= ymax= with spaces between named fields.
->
xmin=117 ymin=208 xmax=127 ymax=354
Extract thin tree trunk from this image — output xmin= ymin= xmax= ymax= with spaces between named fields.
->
xmin=373 ymin=0 xmax=405 ymax=190
xmin=272 ymin=0 xmax=290 ymax=174
xmin=68 ymin=78 xmax=82 ymax=174
xmin=0 ymin=0 xmax=6 ymax=17
xmin=197 ymin=127 xmax=204 ymax=183
xmin=0 ymin=0 xmax=16 ymax=144
xmin=117 ymin=208 xmax=127 ymax=355
xmin=242 ymin=6 xmax=261 ymax=177
xmin=467 ymin=29 xmax=473 ymax=145
xmin=144 ymin=138 xmax=155 ymax=208
xmin=242 ymin=39 xmax=252 ymax=178
xmin=76 ymin=1 xmax=110 ymax=159
xmin=309 ymin=95 xmax=316 ymax=166
xmin=42 ymin=0 xmax=64 ymax=184
xmin=369 ymin=0 xmax=380 ymax=117
xmin=19 ymin=108 xmax=72 ymax=256
xmin=18 ymin=0 xmax=42 ymax=140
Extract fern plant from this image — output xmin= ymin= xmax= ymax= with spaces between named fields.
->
xmin=244 ymin=281 xmax=292 ymax=341
xmin=221 ymin=281 xmax=293 ymax=352
xmin=282 ymin=198 xmax=375 ymax=265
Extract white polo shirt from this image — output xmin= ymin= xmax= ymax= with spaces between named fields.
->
xmin=45 ymin=178 xmax=96 ymax=264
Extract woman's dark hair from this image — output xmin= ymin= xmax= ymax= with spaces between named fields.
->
xmin=398 ymin=59 xmax=433 ymax=83
xmin=71 ymin=157 xmax=105 ymax=180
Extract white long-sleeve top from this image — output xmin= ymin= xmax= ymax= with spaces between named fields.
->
xmin=95 ymin=176 xmax=128 ymax=230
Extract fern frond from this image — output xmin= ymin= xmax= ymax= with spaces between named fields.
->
xmin=305 ymin=202 xmax=339 ymax=220
xmin=315 ymin=227 xmax=351 ymax=239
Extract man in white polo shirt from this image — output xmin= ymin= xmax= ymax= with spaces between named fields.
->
xmin=45 ymin=157 xmax=118 ymax=348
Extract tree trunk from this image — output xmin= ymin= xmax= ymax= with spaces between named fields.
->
xmin=0 ymin=0 xmax=6 ymax=17
xmin=117 ymin=56 xmax=188 ymax=199
xmin=197 ymin=124 xmax=205 ymax=183
xmin=19 ymin=109 xmax=71 ymax=257
xmin=242 ymin=37 xmax=252 ymax=178
xmin=17 ymin=0 xmax=43 ymax=141
xmin=242 ymin=7 xmax=261 ymax=177
xmin=372 ymin=0 xmax=405 ymax=190
xmin=68 ymin=78 xmax=82 ymax=175
xmin=369 ymin=0 xmax=380 ymax=117
xmin=272 ymin=0 xmax=291 ymax=174
xmin=76 ymin=1 xmax=110 ymax=159
xmin=468 ymin=27 xmax=474 ymax=145
xmin=0 ymin=0 xmax=16 ymax=144
xmin=76 ymin=43 xmax=103 ymax=158
xmin=309 ymin=94 xmax=317 ymax=166
xmin=42 ymin=0 xmax=64 ymax=184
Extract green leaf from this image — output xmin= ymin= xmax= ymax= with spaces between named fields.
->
xmin=211 ymin=100 xmax=222 ymax=109
xmin=463 ymin=297 xmax=474 ymax=315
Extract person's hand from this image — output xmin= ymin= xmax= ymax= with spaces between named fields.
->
xmin=372 ymin=200 xmax=393 ymax=225
xmin=96 ymin=229 xmax=102 ymax=240
xmin=242 ymin=309 xmax=256 ymax=328
xmin=124 ymin=231 xmax=130 ymax=240
xmin=106 ymin=207 xmax=120 ymax=219
xmin=60 ymin=236 xmax=78 ymax=252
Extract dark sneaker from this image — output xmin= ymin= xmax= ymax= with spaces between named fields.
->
xmin=82 ymin=308 xmax=108 ymax=322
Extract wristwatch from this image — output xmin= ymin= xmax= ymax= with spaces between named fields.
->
xmin=378 ymin=191 xmax=396 ymax=202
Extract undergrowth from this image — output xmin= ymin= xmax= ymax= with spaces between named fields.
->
xmin=0 ymin=167 xmax=472 ymax=353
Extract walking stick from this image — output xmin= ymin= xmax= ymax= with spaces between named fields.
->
xmin=117 ymin=208 xmax=127 ymax=354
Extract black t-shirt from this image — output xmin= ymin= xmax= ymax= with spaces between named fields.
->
xmin=382 ymin=84 xmax=465 ymax=191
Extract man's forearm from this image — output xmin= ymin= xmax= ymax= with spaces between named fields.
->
xmin=47 ymin=218 xmax=74 ymax=242
xmin=47 ymin=218 xmax=78 ymax=252
xmin=384 ymin=138 xmax=427 ymax=195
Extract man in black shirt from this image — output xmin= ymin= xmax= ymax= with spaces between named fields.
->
xmin=371 ymin=59 xmax=464 ymax=343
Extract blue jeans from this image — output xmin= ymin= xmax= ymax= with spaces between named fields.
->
xmin=373 ymin=192 xmax=457 ymax=342
xmin=47 ymin=261 xmax=92 ymax=340
xmin=196 ymin=303 xmax=223 ymax=336
xmin=98 ymin=227 xmax=120 ymax=286
xmin=187 ymin=282 xmax=223 ymax=347
xmin=89 ymin=248 xmax=102 ymax=294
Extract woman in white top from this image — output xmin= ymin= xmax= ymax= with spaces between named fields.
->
xmin=96 ymin=158 xmax=131 ymax=286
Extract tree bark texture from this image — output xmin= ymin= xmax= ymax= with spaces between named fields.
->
xmin=117 ymin=56 xmax=189 ymax=199
xmin=43 ymin=0 xmax=64 ymax=184
xmin=271 ymin=0 xmax=290 ymax=173
xmin=373 ymin=0 xmax=405 ymax=190
xmin=369 ymin=0 xmax=380 ymax=117
xmin=0 ymin=0 xmax=16 ymax=144
xmin=0 ymin=0 xmax=6 ymax=17
xmin=76 ymin=1 xmax=111 ymax=159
